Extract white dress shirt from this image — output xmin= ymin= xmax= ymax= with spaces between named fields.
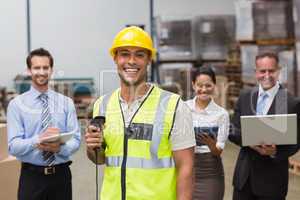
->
xmin=186 ymin=97 xmax=229 ymax=154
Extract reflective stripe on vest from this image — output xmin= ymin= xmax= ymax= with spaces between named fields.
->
xmin=106 ymin=156 xmax=174 ymax=168
xmin=98 ymin=93 xmax=111 ymax=117
xmin=93 ymin=93 xmax=111 ymax=118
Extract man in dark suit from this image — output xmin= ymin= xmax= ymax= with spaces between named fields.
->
xmin=229 ymin=51 xmax=300 ymax=200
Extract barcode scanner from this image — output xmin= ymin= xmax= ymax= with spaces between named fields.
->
xmin=90 ymin=116 xmax=105 ymax=133
xmin=89 ymin=116 xmax=105 ymax=200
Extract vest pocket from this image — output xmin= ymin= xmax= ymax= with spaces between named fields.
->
xmin=127 ymin=140 xmax=151 ymax=159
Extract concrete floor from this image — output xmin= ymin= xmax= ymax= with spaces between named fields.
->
xmin=71 ymin=136 xmax=300 ymax=200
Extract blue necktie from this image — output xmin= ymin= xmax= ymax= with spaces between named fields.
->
xmin=39 ymin=93 xmax=55 ymax=166
xmin=256 ymin=92 xmax=269 ymax=115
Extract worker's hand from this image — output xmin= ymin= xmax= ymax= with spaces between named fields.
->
xmin=250 ymin=143 xmax=277 ymax=156
xmin=37 ymin=127 xmax=61 ymax=153
xmin=85 ymin=125 xmax=104 ymax=152
xmin=37 ymin=142 xmax=61 ymax=153
xmin=39 ymin=127 xmax=60 ymax=141
xmin=198 ymin=133 xmax=222 ymax=156
xmin=198 ymin=133 xmax=216 ymax=147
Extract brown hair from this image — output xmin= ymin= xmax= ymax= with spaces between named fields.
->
xmin=26 ymin=48 xmax=54 ymax=69
xmin=255 ymin=51 xmax=279 ymax=65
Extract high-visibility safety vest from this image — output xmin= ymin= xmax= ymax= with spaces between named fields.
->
xmin=93 ymin=86 xmax=180 ymax=200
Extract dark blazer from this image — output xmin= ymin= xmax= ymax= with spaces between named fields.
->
xmin=229 ymin=86 xmax=300 ymax=197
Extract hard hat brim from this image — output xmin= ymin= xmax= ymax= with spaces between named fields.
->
xmin=110 ymin=45 xmax=156 ymax=60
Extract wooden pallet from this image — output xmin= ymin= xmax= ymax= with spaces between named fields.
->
xmin=289 ymin=158 xmax=300 ymax=176
xmin=256 ymin=38 xmax=295 ymax=46
xmin=226 ymin=69 xmax=242 ymax=74
xmin=243 ymin=79 xmax=257 ymax=87
xmin=239 ymin=38 xmax=295 ymax=46
xmin=228 ymin=82 xmax=243 ymax=87
xmin=226 ymin=61 xmax=241 ymax=67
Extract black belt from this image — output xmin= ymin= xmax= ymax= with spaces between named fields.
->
xmin=21 ymin=161 xmax=72 ymax=175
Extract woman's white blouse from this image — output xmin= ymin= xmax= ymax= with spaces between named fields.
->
xmin=185 ymin=97 xmax=230 ymax=154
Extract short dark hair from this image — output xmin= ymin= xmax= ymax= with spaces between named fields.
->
xmin=255 ymin=51 xmax=279 ymax=64
xmin=192 ymin=66 xmax=216 ymax=84
xmin=26 ymin=48 xmax=54 ymax=69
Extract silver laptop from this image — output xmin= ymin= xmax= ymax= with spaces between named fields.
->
xmin=241 ymin=114 xmax=297 ymax=146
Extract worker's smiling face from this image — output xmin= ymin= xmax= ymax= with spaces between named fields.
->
xmin=255 ymin=56 xmax=280 ymax=91
xmin=114 ymin=46 xmax=151 ymax=87
xmin=192 ymin=74 xmax=215 ymax=102
xmin=27 ymin=56 xmax=53 ymax=89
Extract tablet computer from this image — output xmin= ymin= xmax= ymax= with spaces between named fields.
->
xmin=241 ymin=114 xmax=297 ymax=146
xmin=40 ymin=132 xmax=73 ymax=143
xmin=194 ymin=126 xmax=219 ymax=146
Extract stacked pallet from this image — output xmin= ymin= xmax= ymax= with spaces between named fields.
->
xmin=289 ymin=151 xmax=300 ymax=176
xmin=225 ymin=46 xmax=243 ymax=112
xmin=226 ymin=65 xmax=242 ymax=96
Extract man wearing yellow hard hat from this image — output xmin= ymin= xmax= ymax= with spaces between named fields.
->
xmin=85 ymin=26 xmax=195 ymax=200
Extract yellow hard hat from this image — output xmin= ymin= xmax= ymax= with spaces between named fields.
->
xmin=110 ymin=26 xmax=156 ymax=60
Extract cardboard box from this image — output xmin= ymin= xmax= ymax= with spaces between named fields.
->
xmin=294 ymin=0 xmax=300 ymax=40
xmin=0 ymin=156 xmax=21 ymax=200
xmin=158 ymin=63 xmax=193 ymax=100
xmin=235 ymin=0 xmax=254 ymax=40
xmin=156 ymin=17 xmax=194 ymax=61
xmin=236 ymin=0 xmax=294 ymax=40
xmin=0 ymin=124 xmax=9 ymax=160
xmin=253 ymin=1 xmax=294 ymax=40
xmin=192 ymin=15 xmax=235 ymax=60
xmin=290 ymin=151 xmax=300 ymax=162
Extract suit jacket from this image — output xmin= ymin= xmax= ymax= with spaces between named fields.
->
xmin=229 ymin=86 xmax=300 ymax=197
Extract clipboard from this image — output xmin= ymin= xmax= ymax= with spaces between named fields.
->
xmin=40 ymin=132 xmax=73 ymax=143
